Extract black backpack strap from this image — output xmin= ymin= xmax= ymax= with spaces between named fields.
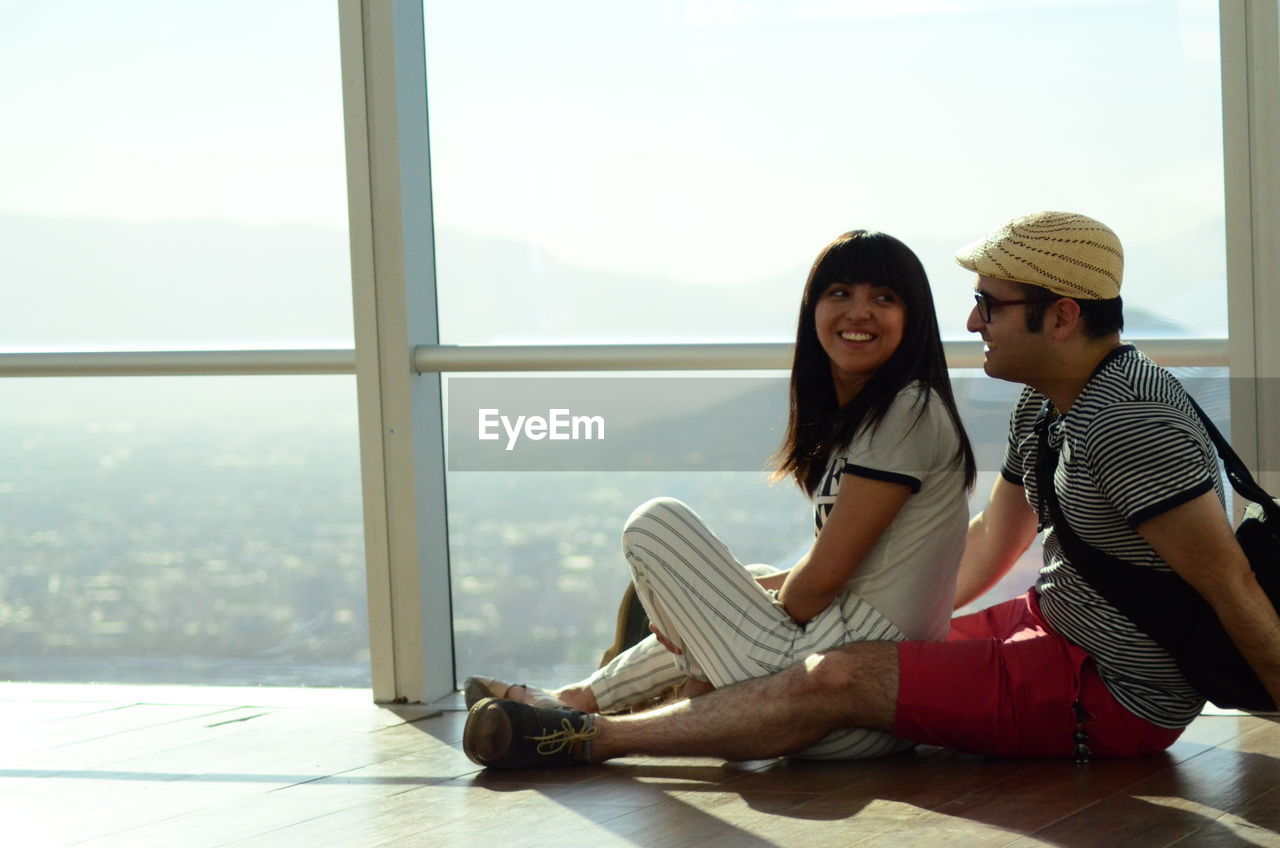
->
xmin=1032 ymin=401 xmax=1204 ymax=653
xmin=1183 ymin=396 xmax=1280 ymax=526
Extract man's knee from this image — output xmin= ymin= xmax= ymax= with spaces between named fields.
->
xmin=788 ymin=642 xmax=900 ymax=724
xmin=798 ymin=645 xmax=872 ymax=693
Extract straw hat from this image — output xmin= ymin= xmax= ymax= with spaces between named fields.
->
xmin=954 ymin=211 xmax=1123 ymax=300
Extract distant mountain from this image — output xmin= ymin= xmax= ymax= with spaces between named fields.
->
xmin=0 ymin=214 xmax=355 ymax=350
xmin=432 ymin=227 xmax=799 ymax=344
xmin=1 ymin=211 xmax=1218 ymax=354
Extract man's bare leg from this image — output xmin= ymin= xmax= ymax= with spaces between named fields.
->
xmin=590 ymin=642 xmax=900 ymax=761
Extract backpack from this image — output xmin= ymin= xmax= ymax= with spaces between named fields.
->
xmin=1036 ymin=397 xmax=1280 ymax=711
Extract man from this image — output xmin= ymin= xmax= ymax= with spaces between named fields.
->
xmin=462 ymin=211 xmax=1280 ymax=768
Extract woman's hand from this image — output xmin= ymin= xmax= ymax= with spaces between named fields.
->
xmin=650 ymin=623 xmax=682 ymax=655
xmin=754 ymin=570 xmax=788 ymax=592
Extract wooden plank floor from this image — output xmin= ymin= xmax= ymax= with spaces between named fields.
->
xmin=2 ymin=684 xmax=1278 ymax=848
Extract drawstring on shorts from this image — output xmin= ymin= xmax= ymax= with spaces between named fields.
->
xmin=1072 ymin=701 xmax=1093 ymax=765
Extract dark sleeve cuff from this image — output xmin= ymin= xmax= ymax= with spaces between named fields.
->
xmin=1001 ymin=465 xmax=1025 ymax=486
xmin=845 ymin=464 xmax=922 ymax=494
xmin=1127 ymin=478 xmax=1216 ymax=529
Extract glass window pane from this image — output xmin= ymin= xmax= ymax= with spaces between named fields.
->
xmin=1 ymin=2 xmax=352 ymax=351
xmin=447 ymin=366 xmax=1236 ymax=684
xmin=448 ymin=469 xmax=812 ymax=682
xmin=0 ymin=377 xmax=368 ymax=687
xmin=425 ymin=1 xmax=1225 ymax=344
xmin=445 ymin=371 xmax=963 ymax=684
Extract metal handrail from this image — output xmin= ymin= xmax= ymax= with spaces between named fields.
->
xmin=0 ymin=349 xmax=357 ymax=377
xmin=412 ymin=339 xmax=1230 ymax=372
xmin=0 ymin=338 xmax=1231 ymax=378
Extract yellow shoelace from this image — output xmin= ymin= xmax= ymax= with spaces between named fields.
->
xmin=525 ymin=716 xmax=600 ymax=756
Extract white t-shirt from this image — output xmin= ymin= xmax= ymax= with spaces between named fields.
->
xmin=812 ymin=383 xmax=969 ymax=642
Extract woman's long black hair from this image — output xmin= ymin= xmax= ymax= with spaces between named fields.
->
xmin=774 ymin=230 xmax=977 ymax=496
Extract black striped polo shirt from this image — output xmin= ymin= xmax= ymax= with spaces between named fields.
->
xmin=1002 ymin=345 xmax=1221 ymax=728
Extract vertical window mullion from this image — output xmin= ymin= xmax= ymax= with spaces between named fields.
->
xmin=341 ymin=0 xmax=454 ymax=704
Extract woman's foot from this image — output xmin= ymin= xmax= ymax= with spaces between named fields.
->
xmin=463 ymin=676 xmax=599 ymax=713
xmin=463 ymin=676 xmax=559 ymax=709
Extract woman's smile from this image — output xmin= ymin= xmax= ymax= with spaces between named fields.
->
xmin=815 ymin=282 xmax=906 ymax=402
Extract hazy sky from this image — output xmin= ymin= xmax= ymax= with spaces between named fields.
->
xmin=2 ymin=0 xmax=347 ymax=229
xmin=425 ymin=0 xmax=1223 ymax=286
xmin=1 ymin=0 xmax=1227 ymax=346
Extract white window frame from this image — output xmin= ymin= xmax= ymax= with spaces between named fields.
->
xmin=340 ymin=0 xmax=453 ymax=703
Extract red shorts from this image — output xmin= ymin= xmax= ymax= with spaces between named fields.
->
xmin=894 ymin=591 xmax=1184 ymax=759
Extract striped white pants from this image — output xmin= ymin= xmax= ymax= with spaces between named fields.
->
xmin=585 ymin=497 xmax=916 ymax=760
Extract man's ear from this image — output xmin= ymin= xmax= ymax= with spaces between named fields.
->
xmin=1047 ymin=297 xmax=1082 ymax=340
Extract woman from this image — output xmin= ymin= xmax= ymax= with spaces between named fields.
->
xmin=467 ymin=230 xmax=976 ymax=759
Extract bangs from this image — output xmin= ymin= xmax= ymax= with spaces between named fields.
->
xmin=809 ymin=231 xmax=911 ymax=297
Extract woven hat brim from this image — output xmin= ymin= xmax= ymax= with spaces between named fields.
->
xmin=954 ymin=212 xmax=1123 ymax=300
